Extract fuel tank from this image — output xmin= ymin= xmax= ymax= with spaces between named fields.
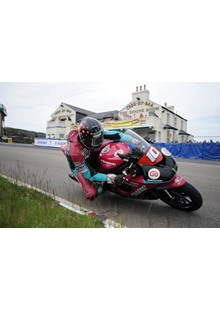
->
xmin=98 ymin=142 xmax=130 ymax=171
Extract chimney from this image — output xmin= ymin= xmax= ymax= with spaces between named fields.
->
xmin=132 ymin=84 xmax=149 ymax=101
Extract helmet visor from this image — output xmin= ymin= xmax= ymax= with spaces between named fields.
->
xmin=91 ymin=131 xmax=104 ymax=148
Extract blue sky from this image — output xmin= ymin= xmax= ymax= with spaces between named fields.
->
xmin=0 ymin=82 xmax=219 ymax=138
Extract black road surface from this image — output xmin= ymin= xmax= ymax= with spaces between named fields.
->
xmin=1 ymin=142 xmax=220 ymax=227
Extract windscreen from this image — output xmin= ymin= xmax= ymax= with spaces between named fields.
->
xmin=124 ymin=129 xmax=151 ymax=153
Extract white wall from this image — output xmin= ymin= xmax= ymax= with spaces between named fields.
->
xmin=46 ymin=103 xmax=76 ymax=138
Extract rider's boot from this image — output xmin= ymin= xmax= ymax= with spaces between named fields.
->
xmin=77 ymin=172 xmax=98 ymax=200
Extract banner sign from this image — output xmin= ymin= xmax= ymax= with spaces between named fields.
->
xmin=102 ymin=118 xmax=143 ymax=129
xmin=34 ymin=139 xmax=67 ymax=148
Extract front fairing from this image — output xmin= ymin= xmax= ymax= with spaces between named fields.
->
xmin=123 ymin=129 xmax=163 ymax=166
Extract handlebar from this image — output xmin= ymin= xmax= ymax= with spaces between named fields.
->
xmin=118 ymin=149 xmax=144 ymax=163
xmin=118 ymin=153 xmax=130 ymax=161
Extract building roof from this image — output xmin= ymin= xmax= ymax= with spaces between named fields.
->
xmin=90 ymin=110 xmax=119 ymax=120
xmin=179 ymin=129 xmax=191 ymax=136
xmin=162 ymin=106 xmax=187 ymax=121
xmin=62 ymin=103 xmax=94 ymax=116
xmin=62 ymin=103 xmax=119 ymax=121
xmin=163 ymin=124 xmax=178 ymax=131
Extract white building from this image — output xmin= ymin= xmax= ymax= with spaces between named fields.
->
xmin=46 ymin=103 xmax=94 ymax=139
xmin=118 ymin=85 xmax=192 ymax=142
xmin=46 ymin=86 xmax=193 ymax=142
xmin=46 ymin=103 xmax=118 ymax=139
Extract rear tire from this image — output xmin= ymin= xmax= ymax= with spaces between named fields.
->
xmin=159 ymin=182 xmax=203 ymax=211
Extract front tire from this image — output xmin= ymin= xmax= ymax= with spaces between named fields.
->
xmin=159 ymin=182 xmax=203 ymax=211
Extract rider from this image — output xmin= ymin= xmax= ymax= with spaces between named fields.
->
xmin=62 ymin=117 xmax=137 ymax=200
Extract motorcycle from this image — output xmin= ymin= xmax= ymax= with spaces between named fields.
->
xmin=63 ymin=129 xmax=203 ymax=211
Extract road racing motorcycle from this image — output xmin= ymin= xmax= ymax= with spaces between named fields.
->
xmin=64 ymin=129 xmax=203 ymax=212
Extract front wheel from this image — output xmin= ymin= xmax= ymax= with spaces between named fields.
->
xmin=159 ymin=182 xmax=203 ymax=211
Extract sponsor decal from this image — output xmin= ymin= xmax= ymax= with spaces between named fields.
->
xmin=146 ymin=179 xmax=163 ymax=183
xmin=131 ymin=185 xmax=147 ymax=196
xmin=78 ymin=163 xmax=88 ymax=173
xmin=129 ymin=182 xmax=140 ymax=188
xmin=78 ymin=145 xmax=90 ymax=157
xmin=101 ymin=145 xmax=110 ymax=155
xmin=101 ymin=159 xmax=116 ymax=166
xmin=114 ymin=149 xmax=124 ymax=157
xmin=161 ymin=148 xmax=171 ymax=157
xmin=175 ymin=176 xmax=182 ymax=184
xmin=146 ymin=146 xmax=160 ymax=162
xmin=148 ymin=168 xmax=160 ymax=180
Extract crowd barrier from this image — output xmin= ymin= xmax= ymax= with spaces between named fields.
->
xmin=34 ymin=139 xmax=220 ymax=161
xmin=154 ymin=142 xmax=220 ymax=161
xmin=34 ymin=138 xmax=67 ymax=148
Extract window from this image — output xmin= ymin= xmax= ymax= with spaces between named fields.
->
xmin=167 ymin=113 xmax=170 ymax=124
xmin=167 ymin=130 xmax=170 ymax=142
xmin=174 ymin=117 xmax=177 ymax=127
xmin=181 ymin=120 xmax=183 ymax=129
xmin=173 ymin=130 xmax=175 ymax=142
xmin=158 ymin=131 xmax=161 ymax=142
xmin=59 ymin=134 xmax=64 ymax=139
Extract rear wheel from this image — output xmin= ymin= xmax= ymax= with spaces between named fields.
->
xmin=159 ymin=182 xmax=203 ymax=211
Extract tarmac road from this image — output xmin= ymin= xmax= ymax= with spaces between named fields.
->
xmin=1 ymin=142 xmax=220 ymax=228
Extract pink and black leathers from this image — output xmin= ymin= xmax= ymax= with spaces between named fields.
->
xmin=61 ymin=129 xmax=136 ymax=200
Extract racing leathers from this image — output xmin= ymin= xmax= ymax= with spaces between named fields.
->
xmin=62 ymin=129 xmax=136 ymax=200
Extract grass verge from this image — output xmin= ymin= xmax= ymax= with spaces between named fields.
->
xmin=0 ymin=176 xmax=104 ymax=228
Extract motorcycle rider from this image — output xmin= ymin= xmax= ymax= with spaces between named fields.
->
xmin=62 ymin=117 xmax=138 ymax=200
